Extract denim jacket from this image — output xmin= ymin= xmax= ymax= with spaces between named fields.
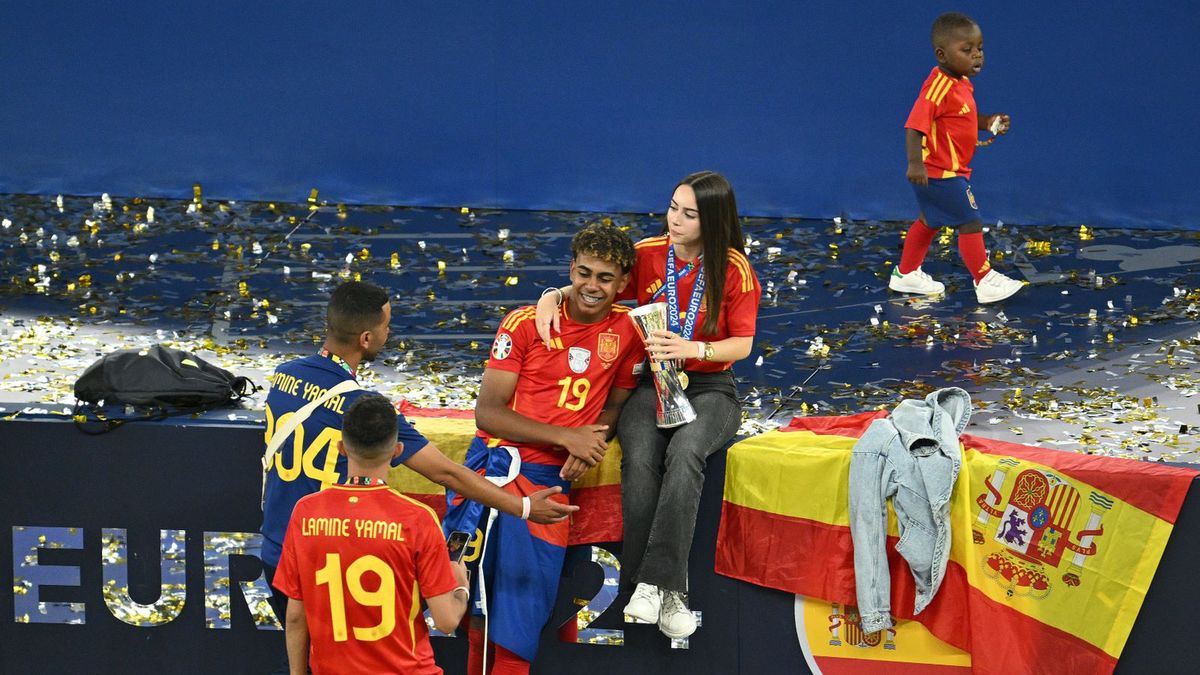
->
xmin=848 ymin=387 xmax=971 ymax=634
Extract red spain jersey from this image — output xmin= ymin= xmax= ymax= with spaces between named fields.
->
xmin=619 ymin=235 xmax=761 ymax=373
xmin=273 ymin=485 xmax=457 ymax=675
xmin=482 ymin=302 xmax=643 ymax=465
xmin=905 ymin=66 xmax=979 ymax=179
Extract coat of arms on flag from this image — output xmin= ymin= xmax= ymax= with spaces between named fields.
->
xmin=974 ymin=462 xmax=1107 ymax=595
xmin=793 ymin=595 xmax=971 ymax=673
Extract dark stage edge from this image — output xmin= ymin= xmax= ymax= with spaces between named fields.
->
xmin=1 ymin=418 xmax=1198 ymax=673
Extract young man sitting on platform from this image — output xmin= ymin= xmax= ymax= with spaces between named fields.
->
xmin=443 ymin=222 xmax=645 ymax=675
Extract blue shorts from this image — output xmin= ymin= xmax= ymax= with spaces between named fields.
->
xmin=912 ymin=176 xmax=980 ymax=229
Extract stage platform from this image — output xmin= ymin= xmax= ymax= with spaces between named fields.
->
xmin=2 ymin=192 xmax=1199 ymax=460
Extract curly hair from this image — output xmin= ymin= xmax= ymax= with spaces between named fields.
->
xmin=570 ymin=221 xmax=636 ymax=272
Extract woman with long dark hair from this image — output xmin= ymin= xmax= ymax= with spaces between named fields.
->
xmin=536 ymin=171 xmax=761 ymax=639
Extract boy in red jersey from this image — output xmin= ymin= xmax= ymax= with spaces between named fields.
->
xmin=889 ymin=12 xmax=1025 ymax=304
xmin=273 ymin=394 xmax=470 ymax=675
xmin=443 ymin=222 xmax=643 ymax=675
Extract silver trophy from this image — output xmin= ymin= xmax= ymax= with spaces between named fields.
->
xmin=629 ymin=302 xmax=697 ymax=428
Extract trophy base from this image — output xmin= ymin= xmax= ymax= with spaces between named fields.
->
xmin=656 ymin=409 xmax=697 ymax=429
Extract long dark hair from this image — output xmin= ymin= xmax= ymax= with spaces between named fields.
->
xmin=665 ymin=171 xmax=744 ymax=335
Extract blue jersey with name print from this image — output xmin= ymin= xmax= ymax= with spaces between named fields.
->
xmin=260 ymin=352 xmax=428 ymax=567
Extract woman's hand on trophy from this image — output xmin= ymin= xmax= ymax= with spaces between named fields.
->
xmin=557 ymin=424 xmax=609 ymax=465
xmin=646 ymin=330 xmax=700 ymax=361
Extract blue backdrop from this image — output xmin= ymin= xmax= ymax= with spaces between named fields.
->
xmin=1 ymin=1 xmax=1196 ymax=228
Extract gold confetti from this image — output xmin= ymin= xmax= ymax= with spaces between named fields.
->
xmin=1024 ymin=240 xmax=1052 ymax=255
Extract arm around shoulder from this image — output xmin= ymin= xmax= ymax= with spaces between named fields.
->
xmin=535 ymin=285 xmax=572 ymax=344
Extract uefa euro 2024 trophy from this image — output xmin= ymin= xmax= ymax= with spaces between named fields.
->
xmin=629 ymin=302 xmax=697 ymax=428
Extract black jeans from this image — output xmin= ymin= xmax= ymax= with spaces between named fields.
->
xmin=617 ymin=373 xmax=741 ymax=593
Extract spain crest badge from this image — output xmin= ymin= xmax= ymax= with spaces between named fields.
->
xmin=597 ymin=332 xmax=620 ymax=363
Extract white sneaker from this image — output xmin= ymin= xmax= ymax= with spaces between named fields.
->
xmin=623 ymin=582 xmax=661 ymax=623
xmin=974 ymin=269 xmax=1024 ymax=304
xmin=888 ymin=266 xmax=945 ymax=295
xmin=657 ymin=590 xmax=697 ymax=639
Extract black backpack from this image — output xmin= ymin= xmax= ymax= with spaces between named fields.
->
xmin=74 ymin=345 xmax=256 ymax=431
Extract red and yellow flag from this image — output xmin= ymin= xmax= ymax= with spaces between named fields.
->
xmin=796 ymin=594 xmax=972 ymax=674
xmin=386 ymin=402 xmax=623 ymax=545
xmin=715 ymin=412 xmax=1197 ymax=674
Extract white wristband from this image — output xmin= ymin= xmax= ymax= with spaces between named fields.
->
xmin=452 ymin=585 xmax=470 ymax=598
xmin=696 ymin=341 xmax=705 ymax=360
xmin=541 ymin=287 xmax=564 ymax=306
xmin=521 ymin=496 xmax=531 ymax=520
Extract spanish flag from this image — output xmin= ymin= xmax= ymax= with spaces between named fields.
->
xmin=715 ymin=412 xmax=1197 ymax=674
xmin=386 ymin=402 xmax=623 ymax=545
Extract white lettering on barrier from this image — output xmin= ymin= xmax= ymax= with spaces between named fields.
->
xmin=11 ymin=526 xmax=280 ymax=630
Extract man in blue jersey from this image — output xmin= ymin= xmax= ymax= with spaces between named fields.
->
xmin=260 ymin=281 xmax=576 ymax=668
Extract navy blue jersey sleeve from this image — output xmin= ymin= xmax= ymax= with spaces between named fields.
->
xmin=392 ymin=413 xmax=430 ymax=466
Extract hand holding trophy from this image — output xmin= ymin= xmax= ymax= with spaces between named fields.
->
xmin=629 ymin=302 xmax=697 ymax=428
